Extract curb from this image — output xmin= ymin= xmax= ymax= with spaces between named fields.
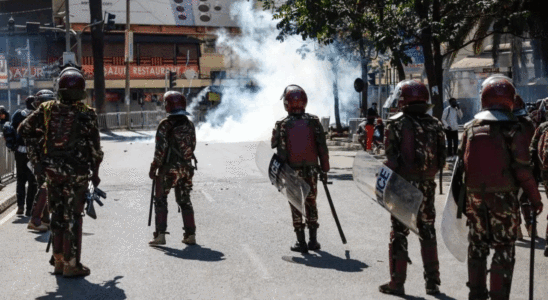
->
xmin=0 ymin=193 xmax=17 ymax=215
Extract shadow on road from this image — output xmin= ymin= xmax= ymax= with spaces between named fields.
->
xmin=328 ymin=174 xmax=354 ymax=181
xmin=281 ymin=250 xmax=367 ymax=272
xmin=515 ymin=237 xmax=546 ymax=250
xmin=153 ymin=244 xmax=225 ymax=262
xmin=37 ymin=275 xmax=126 ymax=300
xmin=12 ymin=216 xmax=30 ymax=224
xmin=387 ymin=291 xmax=456 ymax=300
xmin=100 ymin=129 xmax=154 ymax=142
xmin=33 ymin=232 xmax=49 ymax=243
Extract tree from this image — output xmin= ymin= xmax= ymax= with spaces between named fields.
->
xmin=261 ymin=0 xmax=529 ymax=118
xmin=261 ymin=0 xmax=381 ymax=119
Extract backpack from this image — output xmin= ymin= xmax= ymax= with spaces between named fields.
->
xmin=166 ymin=116 xmax=196 ymax=164
xmin=537 ymin=127 xmax=548 ymax=171
xmin=2 ymin=122 xmax=17 ymax=151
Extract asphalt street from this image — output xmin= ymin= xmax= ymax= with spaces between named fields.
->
xmin=0 ymin=137 xmax=547 ymax=299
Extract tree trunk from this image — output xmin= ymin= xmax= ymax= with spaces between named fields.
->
xmin=359 ymin=39 xmax=368 ymax=117
xmin=332 ymin=63 xmax=342 ymax=132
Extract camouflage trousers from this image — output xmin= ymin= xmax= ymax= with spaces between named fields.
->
xmin=466 ymin=192 xmax=519 ymax=300
xmin=30 ymin=174 xmax=49 ymax=226
xmin=154 ymin=165 xmax=195 ymax=234
xmin=290 ymin=167 xmax=319 ymax=230
xmin=389 ymin=180 xmax=439 ymax=284
xmin=48 ymin=176 xmax=88 ymax=264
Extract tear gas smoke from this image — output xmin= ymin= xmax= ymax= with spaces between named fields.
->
xmin=188 ymin=1 xmax=361 ymax=142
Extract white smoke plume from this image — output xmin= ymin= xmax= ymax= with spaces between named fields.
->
xmin=189 ymin=1 xmax=361 ymax=143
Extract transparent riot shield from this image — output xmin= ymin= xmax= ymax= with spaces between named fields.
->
xmin=255 ymin=141 xmax=308 ymax=216
xmin=352 ymin=151 xmax=423 ymax=234
xmin=441 ymin=157 xmax=469 ymax=262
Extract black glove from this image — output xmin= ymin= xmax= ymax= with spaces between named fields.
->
xmin=320 ymin=172 xmax=328 ymax=183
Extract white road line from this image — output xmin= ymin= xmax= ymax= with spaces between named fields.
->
xmin=242 ymin=244 xmax=271 ymax=279
xmin=0 ymin=209 xmax=16 ymax=227
xmin=201 ymin=190 xmax=215 ymax=202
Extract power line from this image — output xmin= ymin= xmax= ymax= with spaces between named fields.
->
xmin=0 ymin=7 xmax=51 ymax=16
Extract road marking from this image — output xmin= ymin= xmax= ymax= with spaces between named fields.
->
xmin=242 ymin=244 xmax=271 ymax=279
xmin=201 ymin=190 xmax=215 ymax=202
xmin=0 ymin=209 xmax=16 ymax=227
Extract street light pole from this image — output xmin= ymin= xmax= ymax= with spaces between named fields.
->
xmin=125 ymin=0 xmax=131 ymax=129
xmin=7 ymin=16 xmax=14 ymax=113
xmin=6 ymin=37 xmax=11 ymax=113
xmin=26 ymin=38 xmax=31 ymax=96
xmin=65 ymin=0 xmax=71 ymax=53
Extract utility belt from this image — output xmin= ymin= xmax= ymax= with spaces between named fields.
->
xmin=290 ymin=164 xmax=320 ymax=178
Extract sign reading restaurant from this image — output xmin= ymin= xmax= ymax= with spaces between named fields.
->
xmin=5 ymin=65 xmax=199 ymax=80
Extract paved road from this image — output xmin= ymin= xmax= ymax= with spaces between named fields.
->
xmin=0 ymin=138 xmax=546 ymax=299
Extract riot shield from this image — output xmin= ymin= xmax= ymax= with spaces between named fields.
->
xmin=255 ymin=141 xmax=308 ymax=215
xmin=441 ymin=157 xmax=469 ymax=262
xmin=352 ymin=151 xmax=423 ymax=234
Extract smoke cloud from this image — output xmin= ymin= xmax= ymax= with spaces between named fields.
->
xmin=189 ymin=1 xmax=361 ymax=142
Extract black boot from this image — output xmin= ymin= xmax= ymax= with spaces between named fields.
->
xmin=308 ymin=228 xmax=321 ymax=251
xmin=290 ymin=229 xmax=308 ymax=254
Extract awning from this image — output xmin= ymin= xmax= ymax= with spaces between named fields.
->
xmin=450 ymin=57 xmax=493 ymax=70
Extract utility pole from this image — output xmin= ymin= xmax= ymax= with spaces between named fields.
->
xmin=89 ymin=0 xmax=106 ymax=113
xmin=26 ymin=38 xmax=31 ymax=96
xmin=65 ymin=0 xmax=71 ymax=53
xmin=125 ymin=0 xmax=131 ymax=129
xmin=359 ymin=39 xmax=369 ymax=118
xmin=7 ymin=16 xmax=15 ymax=113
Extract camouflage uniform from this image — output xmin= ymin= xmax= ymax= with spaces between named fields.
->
xmin=271 ymin=113 xmax=329 ymax=230
xmin=19 ymin=100 xmax=103 ymax=267
xmin=530 ymin=121 xmax=548 ymax=244
xmin=460 ymin=119 xmax=540 ymax=300
xmin=151 ymin=114 xmax=196 ymax=236
xmin=383 ymin=112 xmax=446 ymax=292
xmin=515 ymin=115 xmax=536 ymax=236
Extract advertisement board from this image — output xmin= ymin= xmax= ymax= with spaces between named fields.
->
xmin=70 ymin=0 xmax=238 ymax=27
xmin=0 ymin=55 xmax=7 ymax=87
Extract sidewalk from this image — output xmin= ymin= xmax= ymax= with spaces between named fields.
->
xmin=0 ymin=181 xmax=17 ymax=215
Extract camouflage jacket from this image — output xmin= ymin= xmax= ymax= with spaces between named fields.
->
xmin=530 ymin=121 xmax=548 ymax=175
xmin=18 ymin=100 xmax=103 ymax=172
xmin=271 ymin=113 xmax=329 ymax=172
xmin=384 ymin=112 xmax=446 ymax=181
xmin=151 ymin=114 xmax=196 ymax=170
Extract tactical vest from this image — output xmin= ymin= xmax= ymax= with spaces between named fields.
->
xmin=165 ymin=116 xmax=195 ymax=166
xmin=390 ymin=113 xmax=444 ymax=180
xmin=277 ymin=115 xmax=320 ymax=169
xmin=463 ymin=121 xmax=517 ymax=193
xmin=43 ymin=102 xmax=93 ymax=166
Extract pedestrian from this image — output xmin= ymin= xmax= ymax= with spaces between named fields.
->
xmin=372 ymin=118 xmax=385 ymax=148
xmin=0 ymin=105 xmax=10 ymax=126
xmin=271 ymin=85 xmax=330 ymax=254
xmin=19 ymin=67 xmax=103 ymax=277
xmin=379 ymin=80 xmax=446 ymax=296
xmin=459 ymin=75 xmax=543 ymax=299
xmin=364 ymin=103 xmax=379 ymax=150
xmin=11 ymin=96 xmax=39 ymax=216
xmin=357 ymin=119 xmax=367 ymax=150
xmin=148 ymin=91 xmax=197 ymax=246
xmin=26 ymin=90 xmax=56 ymax=232
xmin=441 ymin=98 xmax=463 ymax=160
